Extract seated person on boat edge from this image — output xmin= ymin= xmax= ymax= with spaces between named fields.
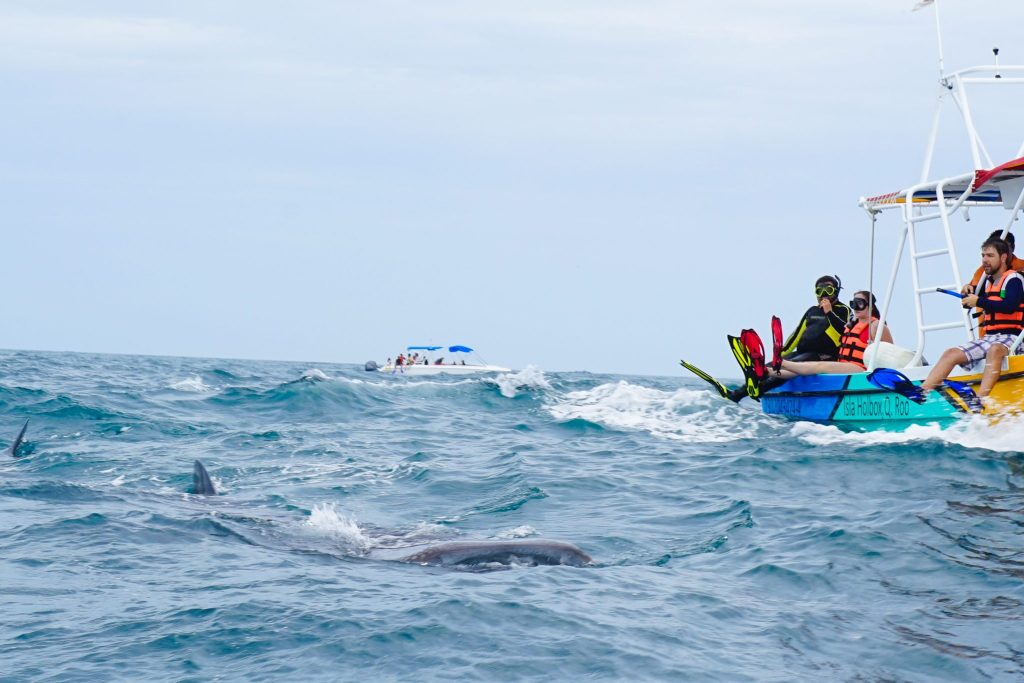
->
xmin=920 ymin=237 xmax=1024 ymax=401
xmin=728 ymin=275 xmax=851 ymax=401
xmin=763 ymin=291 xmax=892 ymax=380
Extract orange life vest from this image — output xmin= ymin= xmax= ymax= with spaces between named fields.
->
xmin=980 ymin=269 xmax=1024 ymax=336
xmin=836 ymin=318 xmax=876 ymax=369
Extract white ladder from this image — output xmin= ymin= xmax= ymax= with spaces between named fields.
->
xmin=902 ymin=179 xmax=976 ymax=366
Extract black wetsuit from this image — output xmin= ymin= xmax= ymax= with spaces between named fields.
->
xmin=781 ymin=301 xmax=852 ymax=362
xmin=727 ymin=300 xmax=852 ymax=402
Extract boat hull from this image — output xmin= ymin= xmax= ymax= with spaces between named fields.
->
xmin=760 ymin=356 xmax=1024 ymax=424
xmin=377 ymin=364 xmax=511 ymax=376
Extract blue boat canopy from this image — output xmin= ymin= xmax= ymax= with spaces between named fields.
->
xmin=407 ymin=345 xmax=443 ymax=351
xmin=448 ymin=345 xmax=473 ymax=353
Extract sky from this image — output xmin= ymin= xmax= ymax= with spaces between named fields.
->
xmin=3 ymin=0 xmax=1024 ymax=376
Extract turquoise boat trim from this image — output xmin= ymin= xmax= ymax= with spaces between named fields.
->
xmin=760 ymin=372 xmax=969 ymax=423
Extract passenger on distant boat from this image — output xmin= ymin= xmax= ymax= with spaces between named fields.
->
xmin=767 ymin=291 xmax=892 ymax=379
xmin=921 ymin=237 xmax=1024 ymax=399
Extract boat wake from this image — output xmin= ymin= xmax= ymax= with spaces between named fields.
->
xmin=545 ymin=380 xmax=769 ymax=443
xmin=790 ymin=413 xmax=1024 ymax=454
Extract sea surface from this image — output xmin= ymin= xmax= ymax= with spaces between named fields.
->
xmin=2 ymin=349 xmax=1023 ymax=681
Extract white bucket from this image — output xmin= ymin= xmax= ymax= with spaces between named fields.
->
xmin=865 ymin=341 xmax=917 ymax=368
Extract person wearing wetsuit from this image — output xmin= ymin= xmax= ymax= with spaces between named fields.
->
xmin=781 ymin=275 xmax=852 ymax=362
xmin=727 ymin=275 xmax=851 ymax=402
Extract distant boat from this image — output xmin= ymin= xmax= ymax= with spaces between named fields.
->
xmin=376 ymin=345 xmax=511 ymax=375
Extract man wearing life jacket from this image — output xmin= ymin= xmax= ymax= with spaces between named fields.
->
xmin=961 ymin=229 xmax=1024 ymax=299
xmin=921 ymin=237 xmax=1024 ymax=400
xmin=764 ymin=291 xmax=893 ymax=380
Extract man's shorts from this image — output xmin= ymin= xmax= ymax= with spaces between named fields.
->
xmin=957 ymin=333 xmax=1020 ymax=368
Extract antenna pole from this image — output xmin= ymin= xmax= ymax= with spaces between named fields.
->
xmin=933 ymin=0 xmax=946 ymax=77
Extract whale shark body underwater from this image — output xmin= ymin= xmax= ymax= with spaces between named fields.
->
xmin=9 ymin=420 xmax=592 ymax=572
xmin=190 ymin=459 xmax=591 ymax=570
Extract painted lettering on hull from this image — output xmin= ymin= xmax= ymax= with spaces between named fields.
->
xmin=839 ymin=394 xmax=912 ymax=419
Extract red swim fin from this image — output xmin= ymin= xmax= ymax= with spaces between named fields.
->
xmin=771 ymin=316 xmax=783 ymax=372
xmin=740 ymin=329 xmax=766 ymax=383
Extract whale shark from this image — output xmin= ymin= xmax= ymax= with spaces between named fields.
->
xmin=189 ymin=459 xmax=591 ymax=569
xmin=401 ymin=540 xmax=592 ymax=568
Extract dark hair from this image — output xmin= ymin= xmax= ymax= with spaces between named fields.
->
xmin=816 ymin=275 xmax=840 ymax=288
xmin=981 ymin=237 xmax=1012 ymax=268
xmin=853 ymin=290 xmax=881 ymax=320
xmin=988 ymin=230 xmax=1015 ymax=252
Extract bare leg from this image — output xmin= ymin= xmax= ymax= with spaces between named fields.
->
xmin=978 ymin=344 xmax=1009 ymax=398
xmin=779 ymin=360 xmax=860 ymax=377
xmin=919 ymin=348 xmax=970 ymax=393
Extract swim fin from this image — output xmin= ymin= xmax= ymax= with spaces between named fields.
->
xmin=866 ymin=368 xmax=926 ymax=404
xmin=679 ymin=360 xmax=735 ymax=401
xmin=740 ymin=329 xmax=767 ymax=383
xmin=771 ymin=316 xmax=783 ymax=372
xmin=942 ymin=380 xmax=984 ymax=414
xmin=728 ymin=334 xmax=762 ymax=401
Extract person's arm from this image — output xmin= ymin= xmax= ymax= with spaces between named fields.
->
xmin=962 ymin=265 xmax=985 ymax=294
xmin=868 ymin=319 xmax=894 ymax=344
xmin=975 ymin=276 xmax=1024 ymax=313
xmin=781 ymin=309 xmax=810 ymax=355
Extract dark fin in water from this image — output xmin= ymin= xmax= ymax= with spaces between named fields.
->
xmin=192 ymin=460 xmax=217 ymax=495
xmin=679 ymin=360 xmax=733 ymax=400
xmin=771 ymin=316 xmax=783 ymax=372
xmin=8 ymin=419 xmax=28 ymax=458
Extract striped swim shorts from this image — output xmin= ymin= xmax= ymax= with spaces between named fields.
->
xmin=956 ymin=333 xmax=1019 ymax=368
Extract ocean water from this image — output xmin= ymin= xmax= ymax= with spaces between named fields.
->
xmin=2 ymin=349 xmax=1023 ymax=682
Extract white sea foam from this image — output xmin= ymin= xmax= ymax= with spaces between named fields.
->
xmin=110 ymin=474 xmax=126 ymax=487
xmin=546 ymin=380 xmax=763 ymax=442
xmin=495 ymin=525 xmax=537 ymax=539
xmin=305 ymin=503 xmax=372 ymax=550
xmin=491 ymin=366 xmax=551 ymax=398
xmin=791 ymin=413 xmax=1024 ymax=453
xmin=300 ymin=368 xmax=331 ymax=382
xmin=169 ymin=376 xmax=212 ymax=392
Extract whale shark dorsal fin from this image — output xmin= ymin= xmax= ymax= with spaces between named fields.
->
xmin=192 ymin=460 xmax=217 ymax=495
xmin=8 ymin=419 xmax=28 ymax=458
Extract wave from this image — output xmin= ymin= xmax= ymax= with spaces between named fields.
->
xmin=789 ymin=413 xmax=1024 ymax=454
xmin=304 ymin=503 xmax=372 ymax=551
xmin=546 ymin=380 xmax=767 ymax=443
xmin=168 ymin=376 xmax=213 ymax=393
xmin=486 ymin=366 xmax=551 ymax=398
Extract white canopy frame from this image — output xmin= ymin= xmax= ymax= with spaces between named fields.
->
xmin=859 ymin=52 xmax=1024 ymax=371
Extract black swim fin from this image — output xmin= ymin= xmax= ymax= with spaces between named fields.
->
xmin=679 ymin=360 xmax=736 ymax=401
xmin=728 ymin=335 xmax=761 ymax=402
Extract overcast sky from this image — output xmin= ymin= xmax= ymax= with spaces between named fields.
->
xmin=3 ymin=0 xmax=1024 ymax=375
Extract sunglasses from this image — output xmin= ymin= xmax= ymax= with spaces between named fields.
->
xmin=850 ymin=297 xmax=869 ymax=311
xmin=815 ymin=285 xmax=837 ymax=298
